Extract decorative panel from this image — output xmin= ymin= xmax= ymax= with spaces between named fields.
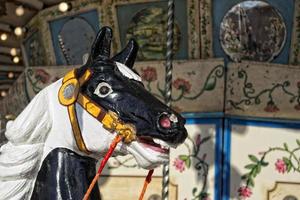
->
xmin=198 ymin=0 xmax=213 ymax=58
xmin=25 ymin=66 xmax=77 ymax=99
xmin=219 ymin=1 xmax=286 ymax=62
xmin=223 ymin=119 xmax=300 ymax=200
xmin=99 ymin=118 xmax=223 ymax=200
xmin=290 ymin=0 xmax=300 ymax=65
xmin=49 ymin=9 xmax=99 ymax=65
xmin=23 ymin=30 xmax=46 ymax=66
xmin=135 ymin=59 xmax=225 ymax=113
xmin=25 ymin=0 xmax=103 ymax=66
xmin=0 ymin=73 xmax=29 ymax=116
xmin=225 ymin=62 xmax=300 ymax=120
xmin=213 ymin=0 xmax=294 ymax=64
xmin=23 ymin=58 xmax=225 ymax=114
xmin=103 ymin=0 xmax=203 ymax=59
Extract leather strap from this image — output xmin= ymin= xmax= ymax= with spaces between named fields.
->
xmin=58 ymin=69 xmax=136 ymax=154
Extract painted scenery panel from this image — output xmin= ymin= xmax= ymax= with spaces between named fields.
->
xmin=115 ymin=0 xmax=188 ymax=61
xmin=220 ymin=1 xmax=286 ymax=62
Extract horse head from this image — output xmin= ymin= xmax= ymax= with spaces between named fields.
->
xmin=71 ymin=27 xmax=187 ymax=169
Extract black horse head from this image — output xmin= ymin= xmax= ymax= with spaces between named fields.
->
xmin=77 ymin=27 xmax=187 ymax=168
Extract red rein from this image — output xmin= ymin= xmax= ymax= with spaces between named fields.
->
xmin=83 ymin=135 xmax=154 ymax=200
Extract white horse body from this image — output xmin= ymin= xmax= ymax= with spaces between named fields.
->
xmin=0 ymin=63 xmax=169 ymax=200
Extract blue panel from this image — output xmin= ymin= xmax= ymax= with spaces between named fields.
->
xmin=213 ymin=0 xmax=295 ymax=64
xmin=222 ymin=118 xmax=300 ymax=200
xmin=49 ymin=9 xmax=100 ymax=65
xmin=186 ymin=117 xmax=223 ymax=200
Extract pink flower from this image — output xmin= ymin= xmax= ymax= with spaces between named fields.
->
xmin=238 ymin=186 xmax=252 ymax=199
xmin=173 ymin=78 xmax=192 ymax=94
xmin=173 ymin=158 xmax=185 ymax=172
xmin=275 ymin=159 xmax=287 ymax=173
xmin=264 ymin=101 xmax=279 ymax=112
xmin=141 ymin=67 xmax=157 ymax=82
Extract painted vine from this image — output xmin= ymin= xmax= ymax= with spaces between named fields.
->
xmin=173 ymin=134 xmax=211 ymax=200
xmin=238 ymin=140 xmax=300 ymax=199
xmin=141 ymin=64 xmax=224 ymax=106
xmin=227 ymin=68 xmax=300 ymax=113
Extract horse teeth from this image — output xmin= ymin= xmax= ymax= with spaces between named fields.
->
xmin=153 ymin=138 xmax=170 ymax=149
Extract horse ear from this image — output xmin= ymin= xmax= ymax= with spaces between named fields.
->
xmin=112 ymin=39 xmax=139 ymax=69
xmin=90 ymin=26 xmax=112 ymax=59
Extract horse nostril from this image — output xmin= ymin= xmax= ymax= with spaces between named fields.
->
xmin=159 ymin=115 xmax=171 ymax=129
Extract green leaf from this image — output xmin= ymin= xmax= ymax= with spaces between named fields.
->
xmin=245 ymin=164 xmax=256 ymax=169
xmin=248 ymin=178 xmax=255 ymax=187
xmin=283 ymin=157 xmax=290 ymax=165
xmin=261 ymin=161 xmax=269 ymax=166
xmin=257 ymin=164 xmax=261 ymax=174
xmin=287 ymin=163 xmax=292 ymax=172
xmin=248 ymin=154 xmax=259 ymax=163
xmin=296 ymin=139 xmax=300 ymax=147
xmin=179 ymin=155 xmax=188 ymax=161
xmin=252 ymin=167 xmax=258 ymax=178
xmin=204 ymin=76 xmax=216 ymax=91
xmin=284 ymin=143 xmax=289 ymax=151
xmin=185 ymin=157 xmax=191 ymax=168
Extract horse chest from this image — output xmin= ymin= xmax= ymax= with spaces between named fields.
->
xmin=31 ymin=148 xmax=101 ymax=200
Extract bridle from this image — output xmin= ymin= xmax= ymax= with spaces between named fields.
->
xmin=58 ymin=68 xmax=136 ymax=154
xmin=58 ymin=68 xmax=153 ymax=200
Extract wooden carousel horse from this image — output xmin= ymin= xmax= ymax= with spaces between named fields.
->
xmin=0 ymin=27 xmax=187 ymax=200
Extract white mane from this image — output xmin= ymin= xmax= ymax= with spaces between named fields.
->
xmin=0 ymin=88 xmax=52 ymax=200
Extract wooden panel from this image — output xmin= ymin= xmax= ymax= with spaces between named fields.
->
xmin=223 ymin=119 xmax=300 ymax=200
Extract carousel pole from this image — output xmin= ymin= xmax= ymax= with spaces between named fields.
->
xmin=162 ymin=0 xmax=175 ymax=199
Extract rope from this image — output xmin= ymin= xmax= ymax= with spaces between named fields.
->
xmin=83 ymin=134 xmax=154 ymax=200
xmin=83 ymin=135 xmax=123 ymax=200
xmin=162 ymin=0 xmax=175 ymax=199
xmin=138 ymin=169 xmax=154 ymax=200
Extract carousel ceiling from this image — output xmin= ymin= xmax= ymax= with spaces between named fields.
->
xmin=0 ymin=0 xmax=65 ymax=96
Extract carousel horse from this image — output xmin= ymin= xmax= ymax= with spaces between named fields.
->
xmin=0 ymin=27 xmax=187 ymax=200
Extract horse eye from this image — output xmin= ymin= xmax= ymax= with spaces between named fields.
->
xmin=94 ymin=82 xmax=113 ymax=98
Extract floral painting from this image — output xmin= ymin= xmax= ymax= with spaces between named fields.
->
xmin=225 ymin=120 xmax=300 ymax=200
xmin=226 ymin=62 xmax=300 ymax=120
xmin=25 ymin=66 xmax=75 ymax=99
xmin=135 ymin=60 xmax=225 ymax=113
xmin=106 ymin=120 xmax=222 ymax=200
xmin=170 ymin=120 xmax=222 ymax=200
xmin=220 ymin=1 xmax=286 ymax=62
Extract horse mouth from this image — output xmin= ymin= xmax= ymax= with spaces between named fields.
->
xmin=137 ymin=136 xmax=176 ymax=154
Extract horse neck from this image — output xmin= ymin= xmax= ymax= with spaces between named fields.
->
xmin=31 ymin=148 xmax=101 ymax=200
xmin=42 ymin=79 xmax=121 ymax=162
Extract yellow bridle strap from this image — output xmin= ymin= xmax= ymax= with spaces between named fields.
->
xmin=58 ymin=69 xmax=136 ymax=154
xmin=59 ymin=69 xmax=92 ymax=154
xmin=77 ymin=93 xmax=136 ymax=143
